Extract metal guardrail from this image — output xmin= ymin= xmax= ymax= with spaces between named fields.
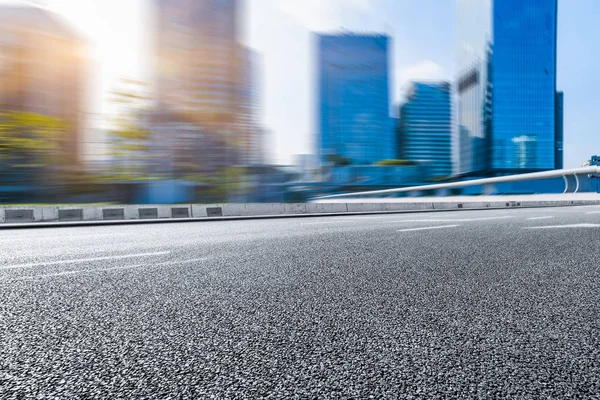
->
xmin=316 ymin=167 xmax=600 ymax=200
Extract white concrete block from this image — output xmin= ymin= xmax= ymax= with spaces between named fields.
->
xmin=432 ymin=202 xmax=459 ymax=210
xmin=223 ymin=203 xmax=249 ymax=216
xmin=191 ymin=204 xmax=208 ymax=218
xmin=156 ymin=205 xmax=171 ymax=218
xmin=306 ymin=203 xmax=347 ymax=214
xmin=283 ymin=203 xmax=307 ymax=214
xmin=41 ymin=206 xmax=58 ymax=222
xmin=123 ymin=205 xmax=139 ymax=220
xmin=346 ymin=203 xmax=383 ymax=213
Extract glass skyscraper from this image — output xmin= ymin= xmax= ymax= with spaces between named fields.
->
xmin=456 ymin=0 xmax=562 ymax=176
xmin=398 ymin=82 xmax=453 ymax=178
xmin=317 ymin=34 xmax=393 ymax=166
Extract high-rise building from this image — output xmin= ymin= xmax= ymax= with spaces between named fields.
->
xmin=0 ymin=4 xmax=87 ymax=167
xmin=317 ymin=33 xmax=393 ymax=166
xmin=153 ymin=0 xmax=244 ymax=174
xmin=240 ymin=47 xmax=263 ymax=165
xmin=555 ymin=91 xmax=564 ymax=170
xmin=398 ymin=82 xmax=453 ymax=178
xmin=456 ymin=0 xmax=561 ymax=176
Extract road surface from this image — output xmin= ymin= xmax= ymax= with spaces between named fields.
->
xmin=1 ymin=206 xmax=600 ymax=398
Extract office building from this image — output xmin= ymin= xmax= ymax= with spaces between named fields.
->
xmin=240 ymin=47 xmax=264 ymax=165
xmin=153 ymin=0 xmax=244 ymax=173
xmin=555 ymin=91 xmax=563 ymax=170
xmin=317 ymin=33 xmax=393 ymax=166
xmin=456 ymin=0 xmax=561 ymax=176
xmin=398 ymin=82 xmax=452 ymax=178
xmin=0 ymin=4 xmax=87 ymax=167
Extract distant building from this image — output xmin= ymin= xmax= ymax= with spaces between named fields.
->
xmin=456 ymin=0 xmax=561 ymax=176
xmin=153 ymin=0 xmax=246 ymax=172
xmin=0 ymin=4 xmax=87 ymax=167
xmin=240 ymin=47 xmax=264 ymax=165
xmin=398 ymin=82 xmax=452 ymax=178
xmin=555 ymin=91 xmax=564 ymax=169
xmin=317 ymin=33 xmax=393 ymax=166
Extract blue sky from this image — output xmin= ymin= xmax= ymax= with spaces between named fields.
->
xmin=12 ymin=0 xmax=600 ymax=167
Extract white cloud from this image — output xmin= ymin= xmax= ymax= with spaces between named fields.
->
xmin=394 ymin=60 xmax=446 ymax=101
xmin=274 ymin=0 xmax=374 ymax=31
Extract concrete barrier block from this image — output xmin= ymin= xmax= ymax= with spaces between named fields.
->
xmin=250 ymin=203 xmax=281 ymax=216
xmin=171 ymin=206 xmax=191 ymax=218
xmin=156 ymin=205 xmax=171 ymax=218
xmin=432 ymin=202 xmax=460 ymax=210
xmin=306 ymin=203 xmax=347 ymax=214
xmin=346 ymin=203 xmax=383 ymax=213
xmin=138 ymin=208 xmax=158 ymax=219
xmin=57 ymin=208 xmax=84 ymax=222
xmin=4 ymin=208 xmax=35 ymax=223
xmin=102 ymin=208 xmax=125 ymax=220
xmin=283 ymin=203 xmax=307 ymax=214
xmin=223 ymin=203 xmax=249 ymax=216
xmin=82 ymin=206 xmax=98 ymax=221
xmin=122 ymin=205 xmax=139 ymax=220
xmin=462 ymin=202 xmax=488 ymax=209
xmin=41 ymin=206 xmax=59 ymax=222
xmin=191 ymin=204 xmax=208 ymax=218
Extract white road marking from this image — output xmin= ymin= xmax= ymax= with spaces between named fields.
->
xmin=0 ymin=251 xmax=171 ymax=270
xmin=586 ymin=211 xmax=600 ymax=215
xmin=8 ymin=258 xmax=210 ymax=281
xmin=398 ymin=225 xmax=461 ymax=233
xmin=525 ymin=224 xmax=600 ymax=229
xmin=385 ymin=216 xmax=514 ymax=223
xmin=527 ymin=216 xmax=555 ymax=220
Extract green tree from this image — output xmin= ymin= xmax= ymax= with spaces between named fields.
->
xmin=107 ymin=77 xmax=152 ymax=180
xmin=374 ymin=159 xmax=418 ymax=166
xmin=0 ymin=111 xmax=66 ymax=186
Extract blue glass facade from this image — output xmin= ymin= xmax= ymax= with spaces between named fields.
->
xmin=317 ymin=34 xmax=393 ymax=166
xmin=398 ymin=82 xmax=453 ymax=178
xmin=555 ymin=91 xmax=564 ymax=169
xmin=456 ymin=0 xmax=560 ymax=176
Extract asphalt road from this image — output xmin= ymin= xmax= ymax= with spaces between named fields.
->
xmin=1 ymin=206 xmax=600 ymax=399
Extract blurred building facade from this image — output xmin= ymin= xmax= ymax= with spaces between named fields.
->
xmin=317 ymin=33 xmax=393 ymax=166
xmin=398 ymin=82 xmax=452 ymax=178
xmin=555 ymin=90 xmax=564 ymax=170
xmin=240 ymin=47 xmax=264 ymax=165
xmin=0 ymin=4 xmax=87 ymax=168
xmin=456 ymin=0 xmax=561 ymax=177
xmin=153 ymin=0 xmax=256 ymax=177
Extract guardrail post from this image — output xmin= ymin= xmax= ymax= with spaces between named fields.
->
xmin=574 ymin=174 xmax=580 ymax=194
xmin=563 ymin=175 xmax=569 ymax=194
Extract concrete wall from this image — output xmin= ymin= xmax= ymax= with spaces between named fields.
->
xmin=1 ymin=195 xmax=600 ymax=225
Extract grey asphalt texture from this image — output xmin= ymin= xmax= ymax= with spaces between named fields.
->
xmin=1 ymin=206 xmax=600 ymax=399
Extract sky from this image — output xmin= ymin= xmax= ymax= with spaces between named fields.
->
xmin=5 ymin=0 xmax=600 ymax=168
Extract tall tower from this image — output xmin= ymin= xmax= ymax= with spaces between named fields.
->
xmin=398 ymin=82 xmax=453 ymax=178
xmin=456 ymin=0 xmax=560 ymax=176
xmin=317 ymin=33 xmax=393 ymax=166
xmin=153 ymin=0 xmax=244 ymax=174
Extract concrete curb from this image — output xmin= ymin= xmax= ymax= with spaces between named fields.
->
xmin=1 ymin=198 xmax=599 ymax=229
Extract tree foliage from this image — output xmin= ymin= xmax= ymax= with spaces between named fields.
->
xmin=374 ymin=159 xmax=418 ymax=166
xmin=0 ymin=111 xmax=66 ymax=183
